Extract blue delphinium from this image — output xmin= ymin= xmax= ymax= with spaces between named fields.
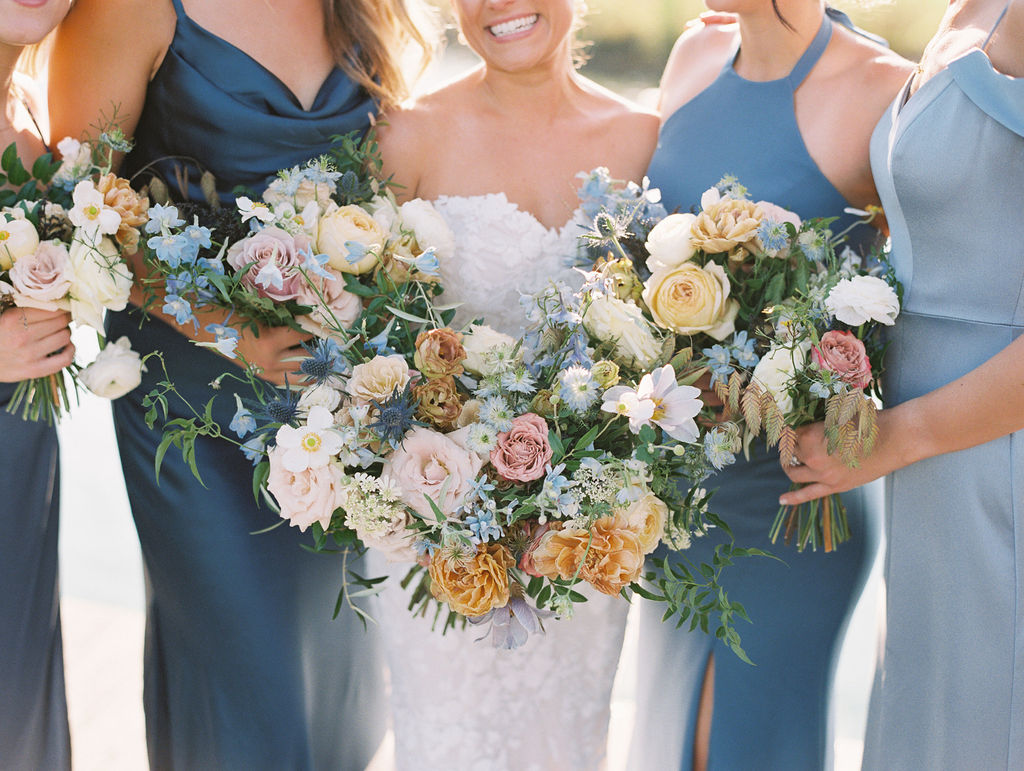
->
xmin=162 ymin=294 xmax=194 ymax=326
xmin=731 ymin=331 xmax=760 ymax=368
xmin=230 ymin=397 xmax=257 ymax=438
xmin=464 ymin=508 xmax=504 ymax=545
xmin=145 ymin=204 xmax=185 ymax=234
xmin=239 ymin=434 xmax=267 ymax=465
xmin=703 ymin=343 xmax=733 ymax=387
xmin=204 ymin=322 xmax=240 ymax=358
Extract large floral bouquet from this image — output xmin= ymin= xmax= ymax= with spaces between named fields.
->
xmin=0 ymin=136 xmax=145 ymax=421
xmin=598 ymin=175 xmax=900 ymax=551
xmin=151 ymin=165 xmax=757 ymax=657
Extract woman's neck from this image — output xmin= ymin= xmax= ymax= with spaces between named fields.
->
xmin=474 ymin=50 xmax=584 ymax=122
xmin=734 ymin=2 xmax=825 ymax=81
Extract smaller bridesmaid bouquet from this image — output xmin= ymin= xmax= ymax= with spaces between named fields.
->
xmin=0 ymin=136 xmax=144 ymax=422
xmin=583 ymin=174 xmax=901 ymax=552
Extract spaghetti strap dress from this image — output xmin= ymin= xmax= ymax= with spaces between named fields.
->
xmin=862 ymin=7 xmax=1024 ymax=769
xmin=629 ymin=11 xmax=884 ymax=770
xmin=108 ymin=1 xmax=385 ymax=768
xmin=0 ymin=385 xmax=71 ymax=771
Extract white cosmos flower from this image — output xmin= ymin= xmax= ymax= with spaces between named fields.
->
xmin=602 ymin=364 xmax=702 ymax=442
xmin=274 ymin=405 xmax=343 ymax=472
xmin=236 ymin=196 xmax=275 ymax=224
xmin=69 ymin=180 xmax=121 ymax=237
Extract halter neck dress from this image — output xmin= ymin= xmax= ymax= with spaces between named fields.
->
xmin=108 ymin=1 xmax=385 ymax=767
xmin=862 ymin=6 xmax=1024 ymax=767
xmin=0 ymin=93 xmax=71 ymax=771
xmin=629 ymin=11 xmax=884 ymax=770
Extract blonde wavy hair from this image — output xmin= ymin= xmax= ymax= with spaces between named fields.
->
xmin=325 ymin=0 xmax=440 ymax=108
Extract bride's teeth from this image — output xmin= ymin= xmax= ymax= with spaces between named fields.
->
xmin=489 ymin=14 xmax=538 ymax=38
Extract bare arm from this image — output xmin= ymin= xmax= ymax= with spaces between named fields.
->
xmin=780 ymin=335 xmax=1024 ymax=505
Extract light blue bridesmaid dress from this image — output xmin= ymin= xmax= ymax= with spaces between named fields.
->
xmin=863 ymin=7 xmax=1024 ymax=769
xmin=0 ymin=385 xmax=71 ymax=770
xmin=107 ymin=1 xmax=385 ymax=768
xmin=629 ymin=11 xmax=884 ymax=770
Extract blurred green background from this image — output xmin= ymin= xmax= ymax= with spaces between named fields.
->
xmin=427 ymin=1 xmax=947 ymax=95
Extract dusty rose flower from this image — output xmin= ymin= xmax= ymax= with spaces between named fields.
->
xmin=691 ymin=197 xmax=762 ymax=254
xmin=346 ymin=354 xmax=410 ymax=405
xmin=620 ymin=493 xmax=669 ymax=554
xmin=226 ymin=226 xmax=312 ymax=302
xmin=429 ymin=542 xmax=513 ymax=616
xmin=413 ymin=327 xmax=466 ymax=379
xmin=413 ymin=375 xmax=464 ymax=430
xmin=490 ymin=413 xmax=552 ymax=484
xmin=531 ymin=515 xmax=645 ymax=595
xmin=518 ymin=522 xmax=552 ymax=578
xmin=95 ymin=173 xmax=149 ymax=250
xmin=295 ymin=267 xmax=362 ymax=338
xmin=382 ymin=426 xmax=483 ymax=519
xmin=266 ymin=445 xmax=344 ymax=532
xmin=812 ymin=330 xmax=872 ymax=389
xmin=9 ymin=241 xmax=72 ymax=311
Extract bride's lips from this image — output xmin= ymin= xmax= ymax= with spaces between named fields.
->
xmin=486 ymin=13 xmax=540 ymax=41
xmin=11 ymin=0 xmax=52 ymax=7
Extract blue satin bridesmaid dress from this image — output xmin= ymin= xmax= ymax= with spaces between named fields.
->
xmin=629 ymin=10 xmax=884 ymax=770
xmin=863 ymin=6 xmax=1024 ymax=769
xmin=108 ymin=1 xmax=385 ymax=768
xmin=0 ymin=385 xmax=71 ymax=770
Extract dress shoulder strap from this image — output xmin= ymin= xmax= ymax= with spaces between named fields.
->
xmin=789 ymin=13 xmax=833 ymax=87
xmin=982 ymin=1 xmax=1012 ymax=50
xmin=169 ymin=0 xmax=186 ymax=21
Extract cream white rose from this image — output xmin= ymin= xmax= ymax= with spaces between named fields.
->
xmin=642 ymin=261 xmax=739 ymax=340
xmin=825 ymin=275 xmax=900 ymax=327
xmin=298 ymin=384 xmax=343 ymax=414
xmin=79 ymin=336 xmax=145 ymax=399
xmin=67 ymin=230 xmax=132 ymax=331
xmin=750 ymin=342 xmax=809 ymax=416
xmin=398 ymin=198 xmax=457 ymax=261
xmin=583 ymin=294 xmax=662 ymax=370
xmin=0 ymin=215 xmax=40 ymax=270
xmin=645 ymin=212 xmax=697 ymax=272
xmin=461 ymin=324 xmax=518 ymax=377
xmin=317 ymin=204 xmax=387 ymax=274
xmin=621 ymin=492 xmax=669 ymax=554
xmin=346 ymin=354 xmax=410 ymax=405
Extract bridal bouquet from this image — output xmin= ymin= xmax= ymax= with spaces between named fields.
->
xmin=0 ymin=136 xmax=144 ymax=421
xmin=597 ymin=175 xmax=900 ymax=551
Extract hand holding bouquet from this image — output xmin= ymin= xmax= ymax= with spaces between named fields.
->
xmin=0 ymin=136 xmax=145 ymax=421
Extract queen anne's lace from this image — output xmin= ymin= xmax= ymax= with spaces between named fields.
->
xmin=371 ymin=194 xmax=626 ymax=771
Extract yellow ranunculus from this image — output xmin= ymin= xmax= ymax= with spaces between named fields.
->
xmin=316 ymin=204 xmax=387 ymax=274
xmin=642 ymin=261 xmax=739 ymax=340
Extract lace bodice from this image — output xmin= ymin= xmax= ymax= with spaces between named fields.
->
xmin=433 ymin=193 xmax=590 ymax=335
xmin=372 ymin=194 xmax=626 ymax=771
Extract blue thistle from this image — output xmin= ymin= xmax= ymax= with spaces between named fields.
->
xmin=368 ymin=382 xmax=423 ymax=448
xmin=298 ymin=338 xmax=348 ymax=384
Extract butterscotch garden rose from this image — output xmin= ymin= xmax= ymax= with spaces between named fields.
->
xmin=429 ymin=542 xmax=513 ymax=617
xmin=413 ymin=327 xmax=466 ymax=379
xmin=531 ymin=514 xmax=645 ymax=595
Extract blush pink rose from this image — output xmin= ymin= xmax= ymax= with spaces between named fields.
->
xmin=812 ymin=330 xmax=872 ymax=389
xmin=381 ymin=426 xmax=484 ymax=520
xmin=266 ymin=444 xmax=345 ymax=532
xmin=226 ymin=226 xmax=312 ymax=302
xmin=10 ymin=241 xmax=73 ymax=311
xmin=490 ymin=413 xmax=552 ymax=484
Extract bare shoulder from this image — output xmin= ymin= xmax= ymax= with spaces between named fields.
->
xmin=658 ymin=22 xmax=737 ymax=118
xmin=989 ymin=0 xmax=1024 ymax=77
xmin=376 ymin=74 xmax=479 ymax=200
xmin=822 ymin=27 xmax=914 ymax=118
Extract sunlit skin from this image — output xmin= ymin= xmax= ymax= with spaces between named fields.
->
xmin=0 ymin=0 xmax=75 ymax=382
xmin=780 ymin=0 xmax=1024 ymax=504
xmin=378 ymin=0 xmax=659 ymax=231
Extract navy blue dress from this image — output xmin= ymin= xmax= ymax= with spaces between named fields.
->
xmin=109 ymin=1 xmax=385 ymax=768
xmin=629 ymin=11 xmax=884 ymax=771
xmin=0 ymin=383 xmax=71 ymax=770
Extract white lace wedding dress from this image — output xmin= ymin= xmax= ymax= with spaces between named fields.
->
xmin=370 ymin=193 xmax=629 ymax=771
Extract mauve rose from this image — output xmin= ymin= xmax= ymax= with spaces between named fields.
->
xmin=226 ymin=226 xmax=311 ymax=302
xmin=812 ymin=330 xmax=872 ymax=389
xmin=490 ymin=413 xmax=552 ymax=484
xmin=267 ymin=445 xmax=344 ymax=532
xmin=10 ymin=241 xmax=72 ymax=312
xmin=414 ymin=327 xmax=465 ymax=379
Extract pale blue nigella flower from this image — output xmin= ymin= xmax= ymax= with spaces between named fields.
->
xmin=480 ymin=397 xmax=514 ymax=432
xmin=558 ymin=365 xmax=599 ymax=412
xmin=758 ymin=220 xmax=790 ymax=254
xmin=500 ymin=368 xmax=536 ymax=395
xmin=704 ymin=428 xmax=737 ymax=471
